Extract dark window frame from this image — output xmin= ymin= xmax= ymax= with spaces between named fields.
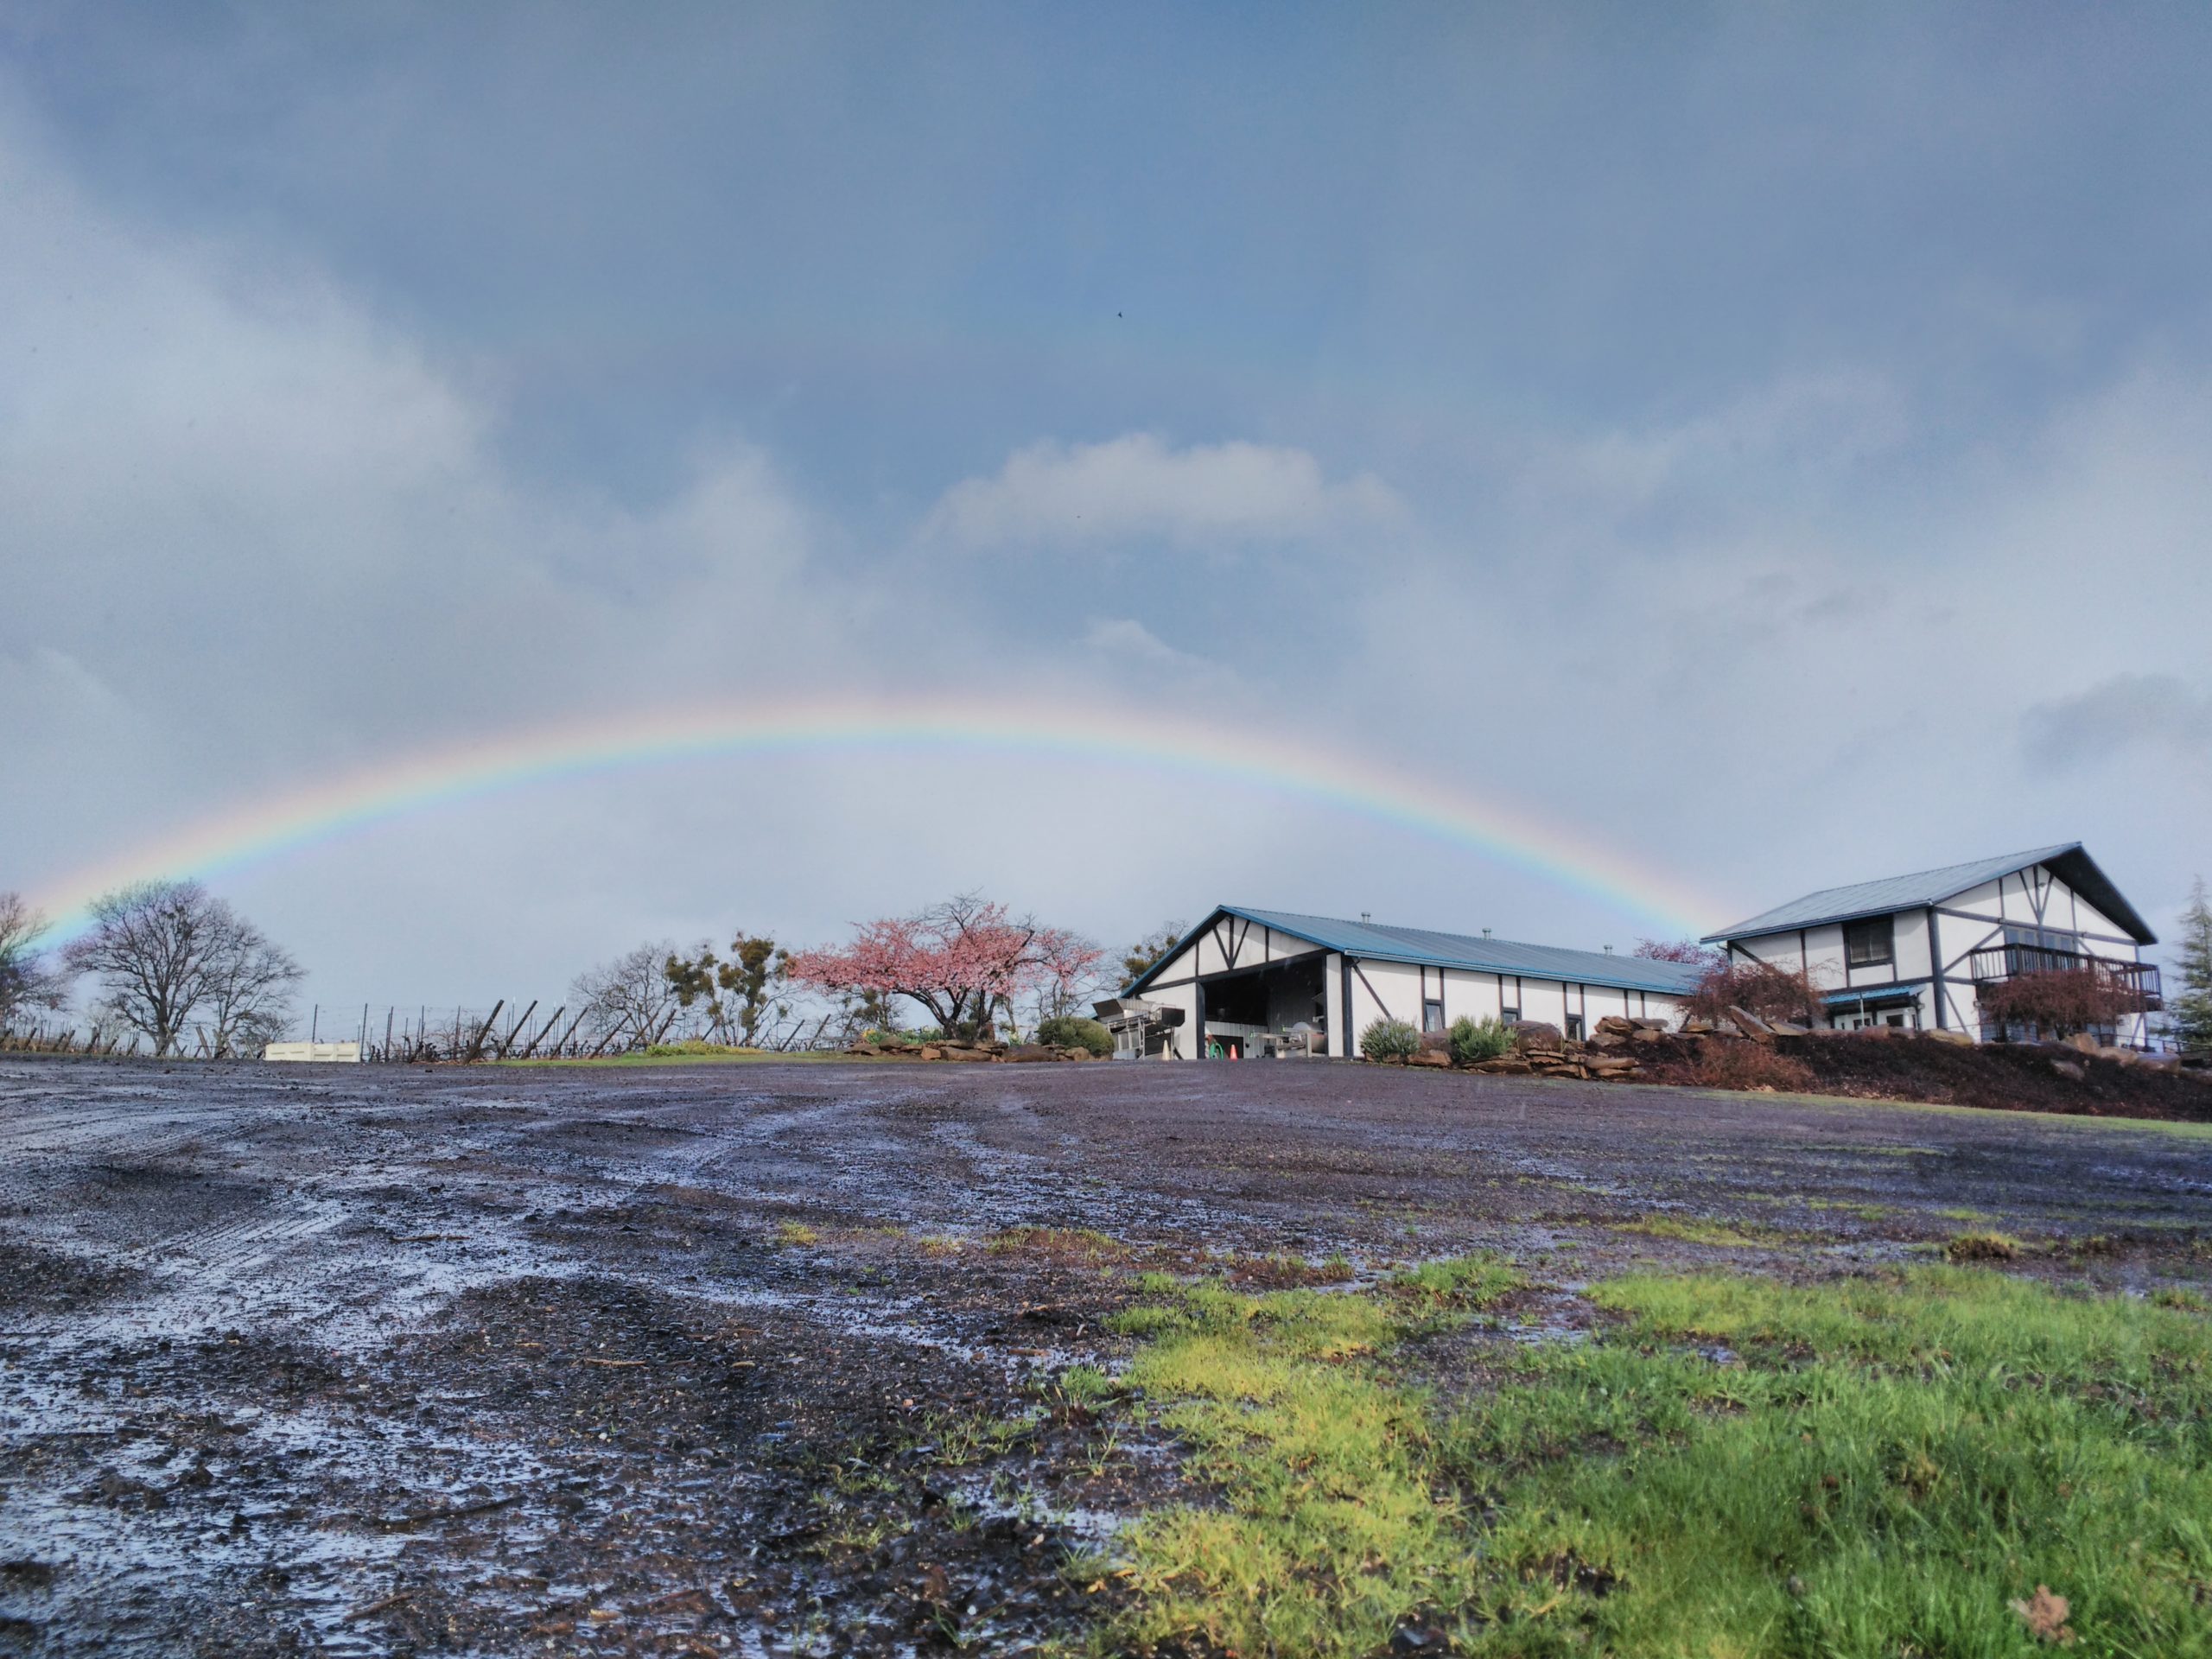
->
xmin=1844 ymin=915 xmax=1894 ymax=968
xmin=1422 ymin=998 xmax=1445 ymax=1033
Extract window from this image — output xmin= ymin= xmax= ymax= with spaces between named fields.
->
xmin=1845 ymin=916 xmax=1893 ymax=967
xmin=1564 ymin=1014 xmax=1584 ymax=1040
xmin=1422 ymin=998 xmax=1445 ymax=1033
xmin=1501 ymin=1006 xmax=1521 ymax=1025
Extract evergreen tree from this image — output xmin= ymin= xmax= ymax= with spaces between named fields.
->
xmin=2175 ymin=876 xmax=2212 ymax=1054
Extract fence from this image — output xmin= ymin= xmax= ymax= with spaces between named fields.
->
xmin=3 ymin=993 xmax=855 ymax=1062
xmin=2 ymin=1000 xmax=608 ymax=1062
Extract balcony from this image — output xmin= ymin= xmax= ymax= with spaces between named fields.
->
xmin=1968 ymin=944 xmax=2163 ymax=1011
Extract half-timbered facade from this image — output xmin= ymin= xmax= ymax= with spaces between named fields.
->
xmin=1705 ymin=843 xmax=2160 ymax=1045
xmin=1120 ymin=906 xmax=1701 ymax=1060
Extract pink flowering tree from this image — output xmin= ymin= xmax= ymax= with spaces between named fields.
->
xmin=785 ymin=893 xmax=1103 ymax=1039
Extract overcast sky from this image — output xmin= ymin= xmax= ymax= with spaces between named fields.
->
xmin=4 ymin=3 xmax=2209 ymax=1014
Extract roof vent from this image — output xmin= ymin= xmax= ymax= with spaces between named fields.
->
xmin=1483 ymin=927 xmax=1492 ymax=938
xmin=1360 ymin=912 xmax=1371 ymax=924
xmin=1604 ymin=944 xmax=1614 ymax=954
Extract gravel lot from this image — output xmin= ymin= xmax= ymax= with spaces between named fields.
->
xmin=5 ymin=1055 xmax=2210 ymax=1656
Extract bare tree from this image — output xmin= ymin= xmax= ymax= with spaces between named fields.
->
xmin=66 ymin=881 xmax=221 ymax=1056
xmin=64 ymin=880 xmax=305 ymax=1058
xmin=0 ymin=892 xmax=68 ymax=1031
xmin=202 ymin=911 xmax=305 ymax=1058
xmin=573 ymin=942 xmax=686 ymax=1052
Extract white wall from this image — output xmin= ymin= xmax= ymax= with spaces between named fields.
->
xmin=1338 ymin=957 xmax=1684 ymax=1049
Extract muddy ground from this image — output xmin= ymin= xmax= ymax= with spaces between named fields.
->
xmin=5 ymin=1056 xmax=2212 ymax=1657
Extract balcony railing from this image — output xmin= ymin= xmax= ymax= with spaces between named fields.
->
xmin=1968 ymin=944 xmax=2163 ymax=1010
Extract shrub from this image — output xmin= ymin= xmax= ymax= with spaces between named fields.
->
xmin=1447 ymin=1014 xmax=1513 ymax=1065
xmin=1036 ymin=1014 xmax=1114 ymax=1057
xmin=1360 ymin=1018 xmax=1422 ymax=1062
xmin=1978 ymin=966 xmax=2143 ymax=1039
xmin=1693 ymin=1039 xmax=1817 ymax=1094
xmin=1684 ymin=959 xmax=1827 ymax=1027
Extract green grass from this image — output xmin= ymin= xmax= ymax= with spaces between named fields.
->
xmin=1099 ymin=1261 xmax=1521 ymax=1657
xmin=1099 ymin=1263 xmax=2212 ymax=1658
xmin=1613 ymin=1215 xmax=1789 ymax=1249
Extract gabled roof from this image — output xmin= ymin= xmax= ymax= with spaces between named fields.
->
xmin=1127 ymin=906 xmax=1707 ymax=999
xmin=1704 ymin=843 xmax=2156 ymax=946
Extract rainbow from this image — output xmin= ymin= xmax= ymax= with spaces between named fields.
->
xmin=27 ymin=697 xmax=1727 ymax=938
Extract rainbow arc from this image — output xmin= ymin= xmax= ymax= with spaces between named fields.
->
xmin=28 ymin=698 xmax=1726 ymax=938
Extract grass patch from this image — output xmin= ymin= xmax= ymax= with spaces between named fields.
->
xmin=987 ymin=1225 xmax=1132 ymax=1264
xmin=1614 ymin=1215 xmax=1785 ymax=1249
xmin=1100 ymin=1265 xmax=2212 ymax=1658
xmin=1101 ymin=1266 xmax=1521 ymax=1656
xmin=1392 ymin=1252 xmax=1523 ymax=1306
xmin=1945 ymin=1229 xmax=2025 ymax=1262
xmin=772 ymin=1220 xmax=819 ymax=1248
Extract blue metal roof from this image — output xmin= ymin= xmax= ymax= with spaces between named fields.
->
xmin=1128 ymin=906 xmax=1706 ymax=998
xmin=1704 ymin=842 xmax=2155 ymax=946
xmin=1822 ymin=984 xmax=1921 ymax=1006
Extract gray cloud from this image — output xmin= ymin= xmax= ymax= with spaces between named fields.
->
xmin=923 ymin=434 xmax=1402 ymax=554
xmin=2024 ymin=676 xmax=2212 ymax=772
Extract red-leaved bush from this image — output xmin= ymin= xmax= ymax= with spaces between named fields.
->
xmin=1977 ymin=966 xmax=2142 ymax=1039
xmin=1684 ymin=959 xmax=1827 ymax=1027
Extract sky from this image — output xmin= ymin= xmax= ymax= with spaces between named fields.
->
xmin=4 ymin=2 xmax=2210 ymax=1018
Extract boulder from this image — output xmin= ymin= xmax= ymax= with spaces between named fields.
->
xmin=1510 ymin=1021 xmax=1565 ymax=1057
xmin=918 ymin=1046 xmax=944 ymax=1060
xmin=2050 ymin=1058 xmax=2087 ymax=1083
xmin=1004 ymin=1045 xmax=1058 ymax=1063
xmin=1923 ymin=1029 xmax=1975 ymax=1046
xmin=2065 ymin=1032 xmax=2101 ymax=1055
xmin=1631 ymin=1027 xmax=1665 ymax=1044
xmin=1726 ymin=1007 xmax=1777 ymax=1042
xmin=938 ymin=1045 xmax=995 ymax=1062
xmin=1595 ymin=1015 xmax=1637 ymax=1036
xmin=1591 ymin=1031 xmax=1628 ymax=1048
xmin=1471 ymin=1057 xmax=1534 ymax=1075
xmin=1683 ymin=1016 xmax=1716 ymax=1034
xmin=1408 ymin=1049 xmax=1452 ymax=1069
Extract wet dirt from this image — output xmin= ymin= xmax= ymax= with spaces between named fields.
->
xmin=5 ymin=1056 xmax=2211 ymax=1656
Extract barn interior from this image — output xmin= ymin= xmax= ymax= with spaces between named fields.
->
xmin=1198 ymin=955 xmax=1330 ymax=1057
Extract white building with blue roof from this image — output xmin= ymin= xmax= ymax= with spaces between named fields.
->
xmin=1703 ymin=843 xmax=2161 ymax=1046
xmin=1119 ymin=906 xmax=1703 ymax=1060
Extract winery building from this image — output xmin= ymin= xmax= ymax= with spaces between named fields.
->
xmin=1704 ymin=842 xmax=2161 ymax=1046
xmin=1116 ymin=906 xmax=1702 ymax=1060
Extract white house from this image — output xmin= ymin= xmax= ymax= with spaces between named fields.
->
xmin=1704 ymin=843 xmax=2161 ymax=1046
xmin=1117 ymin=906 xmax=1702 ymax=1060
